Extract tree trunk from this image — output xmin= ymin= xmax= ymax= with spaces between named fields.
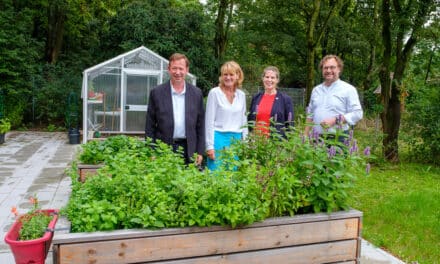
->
xmin=214 ymin=0 xmax=232 ymax=63
xmin=45 ymin=1 xmax=66 ymax=64
xmin=304 ymin=0 xmax=347 ymax=105
xmin=381 ymin=82 xmax=401 ymax=161
xmin=304 ymin=1 xmax=320 ymax=105
xmin=305 ymin=48 xmax=316 ymax=105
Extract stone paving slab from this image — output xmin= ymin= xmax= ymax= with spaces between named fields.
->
xmin=0 ymin=131 xmax=406 ymax=264
xmin=0 ymin=131 xmax=78 ymax=263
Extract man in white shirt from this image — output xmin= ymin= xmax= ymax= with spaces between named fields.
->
xmin=305 ymin=55 xmax=363 ymax=141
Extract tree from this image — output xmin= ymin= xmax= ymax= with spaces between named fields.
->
xmin=379 ymin=0 xmax=437 ymax=161
xmin=0 ymin=0 xmax=43 ymax=125
xmin=213 ymin=0 xmax=234 ymax=62
xmin=301 ymin=0 xmax=349 ymax=104
xmin=102 ymin=0 xmax=216 ymax=92
xmin=45 ymin=0 xmax=67 ymax=64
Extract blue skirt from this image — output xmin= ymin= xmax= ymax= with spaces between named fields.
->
xmin=207 ymin=131 xmax=242 ymax=171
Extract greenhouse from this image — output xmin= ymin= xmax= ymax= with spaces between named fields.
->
xmin=81 ymin=46 xmax=197 ymax=143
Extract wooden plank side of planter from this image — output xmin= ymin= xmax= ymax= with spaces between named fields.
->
xmin=54 ymin=217 xmax=360 ymax=264
xmin=77 ymin=164 xmax=103 ymax=182
xmin=56 ymin=239 xmax=358 ymax=264
xmin=147 ymin=240 xmax=358 ymax=264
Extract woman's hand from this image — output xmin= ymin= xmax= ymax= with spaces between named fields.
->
xmin=206 ymin=149 xmax=215 ymax=160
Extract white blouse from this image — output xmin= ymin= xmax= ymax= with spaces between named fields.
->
xmin=205 ymin=87 xmax=248 ymax=151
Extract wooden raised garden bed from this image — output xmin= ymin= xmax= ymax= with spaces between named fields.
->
xmin=52 ymin=209 xmax=362 ymax=264
xmin=77 ymin=164 xmax=103 ymax=183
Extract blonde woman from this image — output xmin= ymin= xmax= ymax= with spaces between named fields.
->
xmin=205 ymin=61 xmax=248 ymax=171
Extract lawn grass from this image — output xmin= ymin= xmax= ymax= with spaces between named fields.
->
xmin=349 ymin=128 xmax=440 ymax=264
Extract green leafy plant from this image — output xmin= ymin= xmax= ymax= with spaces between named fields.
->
xmin=11 ymin=196 xmax=52 ymax=241
xmin=65 ymin=131 xmax=368 ymax=232
xmin=0 ymin=118 xmax=11 ymax=134
xmin=78 ymin=135 xmax=152 ymax=165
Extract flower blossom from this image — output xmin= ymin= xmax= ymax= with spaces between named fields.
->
xmin=363 ymin=146 xmax=371 ymax=157
xmin=336 ymin=114 xmax=343 ymax=130
xmin=328 ymin=146 xmax=337 ymax=159
xmin=11 ymin=206 xmax=18 ymax=217
xmin=349 ymin=139 xmax=358 ymax=155
xmin=312 ymin=127 xmax=320 ymax=142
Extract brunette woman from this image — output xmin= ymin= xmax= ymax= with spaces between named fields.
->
xmin=248 ymin=66 xmax=294 ymax=137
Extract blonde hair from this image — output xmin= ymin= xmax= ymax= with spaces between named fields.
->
xmin=219 ymin=61 xmax=244 ymax=89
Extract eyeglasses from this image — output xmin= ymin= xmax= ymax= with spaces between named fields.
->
xmin=323 ymin=66 xmax=338 ymax=70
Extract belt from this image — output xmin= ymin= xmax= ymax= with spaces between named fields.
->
xmin=172 ymin=138 xmax=187 ymax=144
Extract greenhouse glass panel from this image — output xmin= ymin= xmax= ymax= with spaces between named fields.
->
xmin=124 ymin=73 xmax=157 ymax=131
xmin=86 ymin=60 xmax=122 ymax=132
xmin=82 ymin=46 xmax=197 ymax=142
xmin=124 ymin=49 xmax=161 ymax=70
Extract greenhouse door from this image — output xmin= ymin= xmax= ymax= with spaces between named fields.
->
xmin=123 ymin=71 xmax=159 ymax=131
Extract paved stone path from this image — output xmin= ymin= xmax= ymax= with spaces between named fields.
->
xmin=0 ymin=132 xmax=78 ymax=263
xmin=0 ymin=132 xmax=405 ymax=264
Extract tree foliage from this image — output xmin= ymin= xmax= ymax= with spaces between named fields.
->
xmin=101 ymin=0 xmax=216 ymax=92
xmin=1 ymin=0 xmax=439 ymax=163
xmin=0 ymin=0 xmax=43 ymax=126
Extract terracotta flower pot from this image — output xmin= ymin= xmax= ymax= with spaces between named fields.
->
xmin=4 ymin=209 xmax=59 ymax=264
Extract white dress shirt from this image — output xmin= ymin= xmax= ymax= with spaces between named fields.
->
xmin=205 ymin=87 xmax=248 ymax=151
xmin=307 ymin=79 xmax=363 ymax=134
xmin=171 ymin=83 xmax=186 ymax=139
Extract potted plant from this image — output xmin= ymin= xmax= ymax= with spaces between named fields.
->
xmin=4 ymin=196 xmax=59 ymax=264
xmin=0 ymin=118 xmax=11 ymax=144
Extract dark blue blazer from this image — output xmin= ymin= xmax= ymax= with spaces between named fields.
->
xmin=145 ymin=81 xmax=205 ymax=159
xmin=248 ymin=91 xmax=294 ymax=136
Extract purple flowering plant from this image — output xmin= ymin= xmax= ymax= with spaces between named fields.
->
xmin=230 ymin=123 xmax=370 ymax=216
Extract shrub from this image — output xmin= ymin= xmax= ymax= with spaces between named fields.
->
xmin=0 ymin=118 xmax=11 ymax=133
xmin=404 ymin=82 xmax=440 ymax=164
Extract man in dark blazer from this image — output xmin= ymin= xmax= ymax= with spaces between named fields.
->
xmin=145 ymin=53 xmax=205 ymax=165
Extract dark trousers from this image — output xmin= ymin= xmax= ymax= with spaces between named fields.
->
xmin=172 ymin=138 xmax=190 ymax=164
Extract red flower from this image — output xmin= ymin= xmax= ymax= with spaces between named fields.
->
xmin=11 ymin=206 xmax=18 ymax=217
xmin=29 ymin=196 xmax=37 ymax=205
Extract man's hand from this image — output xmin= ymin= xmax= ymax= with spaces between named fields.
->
xmin=320 ymin=115 xmax=345 ymax=128
xmin=196 ymin=154 xmax=203 ymax=165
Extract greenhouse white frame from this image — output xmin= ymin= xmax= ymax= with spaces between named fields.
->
xmin=81 ymin=46 xmax=197 ymax=143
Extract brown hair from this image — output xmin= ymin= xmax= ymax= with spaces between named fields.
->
xmin=169 ymin=53 xmax=190 ymax=68
xmin=319 ymin=55 xmax=344 ymax=71
xmin=219 ymin=61 xmax=244 ymax=89
xmin=262 ymin=66 xmax=280 ymax=79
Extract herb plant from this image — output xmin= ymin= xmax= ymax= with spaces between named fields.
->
xmin=66 ymin=130 xmax=368 ymax=232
